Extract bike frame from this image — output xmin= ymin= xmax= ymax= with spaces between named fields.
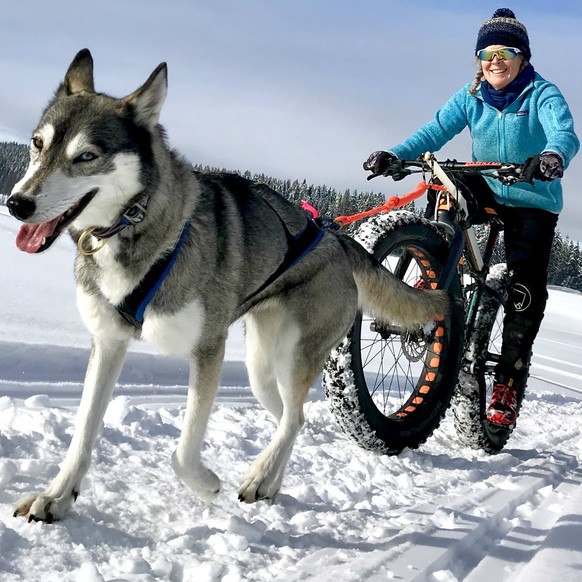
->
xmin=335 ymin=152 xmax=523 ymax=367
xmin=421 ymin=154 xmax=507 ymax=372
xmin=425 ymin=153 xmax=486 ymax=273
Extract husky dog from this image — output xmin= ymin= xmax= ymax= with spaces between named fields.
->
xmin=7 ymin=49 xmax=448 ymax=522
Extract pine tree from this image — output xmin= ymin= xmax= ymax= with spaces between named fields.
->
xmin=0 ymin=142 xmax=28 ymax=201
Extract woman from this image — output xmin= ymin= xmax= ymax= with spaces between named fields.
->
xmin=363 ymin=8 xmax=579 ymax=428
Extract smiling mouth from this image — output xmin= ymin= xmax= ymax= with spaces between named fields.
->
xmin=15 ymin=189 xmax=98 ymax=254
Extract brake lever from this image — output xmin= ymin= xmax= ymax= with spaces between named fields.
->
xmin=366 ymin=161 xmax=412 ymax=181
xmin=492 ymin=168 xmax=533 ymax=186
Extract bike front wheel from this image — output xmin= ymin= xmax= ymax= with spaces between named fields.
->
xmin=324 ymin=212 xmax=465 ymax=454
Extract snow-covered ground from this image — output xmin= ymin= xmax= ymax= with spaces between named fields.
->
xmin=1 ymin=205 xmax=582 ymax=581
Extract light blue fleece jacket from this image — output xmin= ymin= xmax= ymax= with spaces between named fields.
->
xmin=389 ymin=73 xmax=579 ymax=213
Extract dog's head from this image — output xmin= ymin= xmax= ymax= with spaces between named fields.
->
xmin=8 ymin=49 xmax=168 ymax=253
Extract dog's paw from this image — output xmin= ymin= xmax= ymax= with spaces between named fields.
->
xmin=238 ymin=461 xmax=282 ymax=504
xmin=171 ymin=452 xmax=220 ymax=502
xmin=13 ymin=489 xmax=79 ymax=523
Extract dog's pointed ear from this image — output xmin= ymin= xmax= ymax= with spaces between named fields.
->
xmin=56 ymin=49 xmax=95 ymax=98
xmin=123 ymin=63 xmax=168 ymax=129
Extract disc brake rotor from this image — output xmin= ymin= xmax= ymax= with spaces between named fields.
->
xmin=400 ymin=329 xmax=430 ymax=362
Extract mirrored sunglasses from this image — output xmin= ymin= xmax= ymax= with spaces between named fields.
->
xmin=476 ymin=47 xmax=522 ymax=61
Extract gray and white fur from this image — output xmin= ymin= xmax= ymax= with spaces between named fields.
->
xmin=7 ymin=49 xmax=448 ymax=522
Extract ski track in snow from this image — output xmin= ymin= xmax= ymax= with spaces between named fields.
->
xmin=1 ymin=207 xmax=582 ymax=580
xmin=1 ymin=346 xmax=582 ymax=581
xmin=1 ymin=392 xmax=582 ymax=582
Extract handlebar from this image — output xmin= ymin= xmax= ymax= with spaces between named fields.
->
xmin=368 ymin=155 xmax=529 ymax=186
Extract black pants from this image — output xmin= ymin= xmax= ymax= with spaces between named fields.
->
xmin=427 ymin=173 xmax=558 ymax=383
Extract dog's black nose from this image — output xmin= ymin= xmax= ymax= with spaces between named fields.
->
xmin=7 ymin=195 xmax=36 ymax=221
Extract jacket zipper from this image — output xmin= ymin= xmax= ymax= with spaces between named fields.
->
xmin=497 ymin=110 xmax=509 ymax=201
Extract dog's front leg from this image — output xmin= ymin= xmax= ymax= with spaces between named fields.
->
xmin=171 ymin=341 xmax=225 ymax=502
xmin=14 ymin=338 xmax=129 ymax=522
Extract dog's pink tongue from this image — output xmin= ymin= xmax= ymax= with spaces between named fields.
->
xmin=16 ymin=218 xmax=60 ymax=253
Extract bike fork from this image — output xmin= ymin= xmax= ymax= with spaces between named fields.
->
xmin=436 ymin=221 xmax=464 ymax=292
xmin=465 ymin=222 xmax=502 ymax=334
xmin=461 ymin=222 xmax=503 ymax=374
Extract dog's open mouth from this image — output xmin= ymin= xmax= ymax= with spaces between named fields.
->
xmin=16 ymin=190 xmax=98 ymax=254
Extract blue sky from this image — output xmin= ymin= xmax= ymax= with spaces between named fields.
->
xmin=2 ymin=0 xmax=582 ymax=240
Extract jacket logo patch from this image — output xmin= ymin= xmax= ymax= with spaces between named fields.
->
xmin=516 ymin=110 xmax=529 ymax=117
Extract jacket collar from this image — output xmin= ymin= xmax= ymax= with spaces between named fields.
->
xmin=479 ymin=64 xmax=536 ymax=111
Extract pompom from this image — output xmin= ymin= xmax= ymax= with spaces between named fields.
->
xmin=493 ymin=8 xmax=516 ymax=19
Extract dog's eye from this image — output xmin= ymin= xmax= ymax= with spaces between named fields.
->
xmin=75 ymin=152 xmax=98 ymax=163
xmin=31 ymin=136 xmax=43 ymax=151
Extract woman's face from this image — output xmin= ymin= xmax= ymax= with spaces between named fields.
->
xmin=481 ymin=45 xmax=524 ymax=90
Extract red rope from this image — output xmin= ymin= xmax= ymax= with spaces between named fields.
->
xmin=333 ymin=182 xmax=446 ymax=228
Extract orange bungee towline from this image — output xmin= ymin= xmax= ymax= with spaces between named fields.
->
xmin=333 ymin=182 xmax=447 ymax=228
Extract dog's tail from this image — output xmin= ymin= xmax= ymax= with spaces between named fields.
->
xmin=341 ymin=236 xmax=449 ymax=327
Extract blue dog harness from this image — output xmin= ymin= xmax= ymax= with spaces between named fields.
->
xmin=78 ymin=195 xmax=192 ymax=329
xmin=115 ymin=220 xmax=191 ymax=328
xmin=102 ymin=191 xmax=324 ymax=329
xmin=240 ymin=212 xmax=324 ymax=305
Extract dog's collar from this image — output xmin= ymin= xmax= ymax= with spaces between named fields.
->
xmin=77 ymin=195 xmax=149 ymax=255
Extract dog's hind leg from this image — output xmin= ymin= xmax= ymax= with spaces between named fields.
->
xmin=238 ymin=321 xmax=318 ymax=503
xmin=13 ymin=337 xmax=129 ymax=522
xmin=171 ymin=338 xmax=225 ymax=502
xmin=245 ymin=312 xmax=283 ymax=422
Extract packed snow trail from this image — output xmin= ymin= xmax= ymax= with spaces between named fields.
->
xmin=2 ymin=390 xmax=582 ymax=581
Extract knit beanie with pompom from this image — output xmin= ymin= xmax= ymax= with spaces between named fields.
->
xmin=476 ymin=8 xmax=531 ymax=61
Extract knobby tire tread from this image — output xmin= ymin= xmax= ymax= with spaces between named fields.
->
xmin=453 ymin=265 xmax=525 ymax=453
xmin=324 ymin=213 xmax=464 ymax=454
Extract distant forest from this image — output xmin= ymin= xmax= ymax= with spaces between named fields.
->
xmin=2 ymin=140 xmax=582 ymax=291
xmin=0 ymin=142 xmax=28 ymax=201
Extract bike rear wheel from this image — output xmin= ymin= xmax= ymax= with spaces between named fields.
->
xmin=453 ymin=264 xmax=525 ymax=453
xmin=324 ymin=213 xmax=464 ymax=454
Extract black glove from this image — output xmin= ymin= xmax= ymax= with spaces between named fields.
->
xmin=363 ymin=151 xmax=397 ymax=175
xmin=539 ymin=152 xmax=564 ymax=180
xmin=523 ymin=152 xmax=564 ymax=183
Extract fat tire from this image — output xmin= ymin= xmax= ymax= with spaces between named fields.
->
xmin=452 ymin=263 xmax=524 ymax=453
xmin=323 ymin=212 xmax=464 ymax=454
